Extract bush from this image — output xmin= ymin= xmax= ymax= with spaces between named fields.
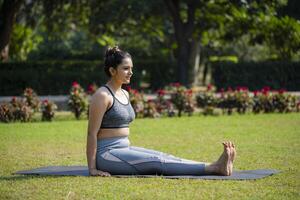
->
xmin=22 ymin=88 xmax=40 ymax=112
xmin=196 ymin=85 xmax=219 ymax=115
xmin=167 ymin=83 xmax=195 ymax=117
xmin=41 ymin=99 xmax=57 ymax=121
xmin=253 ymin=87 xmax=298 ymax=113
xmin=10 ymin=97 xmax=33 ymax=122
xmin=0 ymin=103 xmax=14 ymax=123
xmin=68 ymin=82 xmax=88 ymax=119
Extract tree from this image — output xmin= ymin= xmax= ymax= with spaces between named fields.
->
xmin=0 ymin=0 xmax=23 ymax=61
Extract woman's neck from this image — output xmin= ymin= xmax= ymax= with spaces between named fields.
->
xmin=107 ymin=80 xmax=122 ymax=92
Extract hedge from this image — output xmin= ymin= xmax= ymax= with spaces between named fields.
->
xmin=1 ymin=60 xmax=299 ymax=96
xmin=211 ymin=61 xmax=300 ymax=91
xmin=0 ymin=60 xmax=177 ymax=96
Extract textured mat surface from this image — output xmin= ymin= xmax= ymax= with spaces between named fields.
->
xmin=14 ymin=166 xmax=280 ymax=180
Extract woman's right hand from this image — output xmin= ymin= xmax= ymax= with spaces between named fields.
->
xmin=89 ymin=168 xmax=111 ymax=177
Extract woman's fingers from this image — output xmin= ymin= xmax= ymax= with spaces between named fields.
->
xmin=99 ymin=171 xmax=111 ymax=177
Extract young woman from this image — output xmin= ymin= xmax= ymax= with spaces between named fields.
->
xmin=86 ymin=46 xmax=236 ymax=177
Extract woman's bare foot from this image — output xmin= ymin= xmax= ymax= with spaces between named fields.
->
xmin=205 ymin=141 xmax=236 ymax=176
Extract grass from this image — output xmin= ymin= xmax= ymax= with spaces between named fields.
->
xmin=0 ymin=113 xmax=299 ymax=199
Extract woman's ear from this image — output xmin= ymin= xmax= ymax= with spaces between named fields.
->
xmin=109 ymin=67 xmax=116 ymax=76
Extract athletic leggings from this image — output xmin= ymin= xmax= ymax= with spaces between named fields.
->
xmin=96 ymin=136 xmax=206 ymax=175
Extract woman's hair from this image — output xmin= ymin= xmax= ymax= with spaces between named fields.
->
xmin=104 ymin=46 xmax=132 ymax=77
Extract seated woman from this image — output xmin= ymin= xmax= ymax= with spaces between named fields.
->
xmin=86 ymin=46 xmax=236 ymax=177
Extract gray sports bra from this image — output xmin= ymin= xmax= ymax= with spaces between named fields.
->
xmin=100 ymin=85 xmax=135 ymax=129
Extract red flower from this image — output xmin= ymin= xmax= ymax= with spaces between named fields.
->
xmin=236 ymin=86 xmax=242 ymax=92
xmin=87 ymin=84 xmax=97 ymax=94
xmin=124 ymin=85 xmax=132 ymax=91
xmin=262 ymin=90 xmax=268 ymax=96
xmin=87 ymin=85 xmax=93 ymax=92
xmin=278 ymin=89 xmax=286 ymax=94
xmin=171 ymin=82 xmax=181 ymax=87
xmin=227 ymin=87 xmax=233 ymax=92
xmin=130 ymin=89 xmax=139 ymax=95
xmin=72 ymin=81 xmax=79 ymax=88
xmin=186 ymin=89 xmax=193 ymax=95
xmin=253 ymin=90 xmax=259 ymax=96
xmin=262 ymin=86 xmax=270 ymax=92
xmin=43 ymin=99 xmax=49 ymax=104
xmin=207 ymin=84 xmax=213 ymax=91
xmin=157 ymin=89 xmax=166 ymax=96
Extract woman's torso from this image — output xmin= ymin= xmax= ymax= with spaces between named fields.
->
xmin=97 ymin=85 xmax=135 ymax=140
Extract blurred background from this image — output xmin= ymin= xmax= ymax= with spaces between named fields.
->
xmin=0 ymin=0 xmax=300 ymax=95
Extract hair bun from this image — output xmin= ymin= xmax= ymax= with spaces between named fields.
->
xmin=105 ymin=46 xmax=121 ymax=58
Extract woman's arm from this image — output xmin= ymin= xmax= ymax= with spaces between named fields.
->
xmin=86 ymin=90 xmax=111 ymax=176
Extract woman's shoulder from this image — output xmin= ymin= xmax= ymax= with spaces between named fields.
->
xmin=92 ymin=86 xmax=112 ymax=101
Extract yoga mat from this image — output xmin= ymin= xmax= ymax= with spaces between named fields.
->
xmin=13 ymin=166 xmax=280 ymax=180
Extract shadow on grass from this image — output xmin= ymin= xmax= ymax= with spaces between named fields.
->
xmin=0 ymin=174 xmax=81 ymax=181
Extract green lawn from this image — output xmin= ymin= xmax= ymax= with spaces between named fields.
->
xmin=0 ymin=113 xmax=299 ymax=199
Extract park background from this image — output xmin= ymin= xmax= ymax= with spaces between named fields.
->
xmin=0 ymin=0 xmax=300 ymax=200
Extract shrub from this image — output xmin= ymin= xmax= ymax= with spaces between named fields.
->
xmin=167 ymin=83 xmax=195 ymax=117
xmin=10 ymin=97 xmax=33 ymax=122
xmin=196 ymin=84 xmax=219 ymax=115
xmin=41 ymin=99 xmax=57 ymax=121
xmin=126 ymin=86 xmax=148 ymax=118
xmin=217 ymin=88 xmax=236 ymax=115
xmin=68 ymin=82 xmax=88 ymax=119
xmin=0 ymin=103 xmax=14 ymax=123
xmin=232 ymin=87 xmax=252 ymax=114
xmin=155 ymin=89 xmax=175 ymax=117
xmin=22 ymin=88 xmax=40 ymax=112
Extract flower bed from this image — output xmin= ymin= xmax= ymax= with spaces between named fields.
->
xmin=1 ymin=83 xmax=299 ymax=123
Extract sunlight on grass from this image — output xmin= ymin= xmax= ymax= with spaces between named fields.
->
xmin=0 ymin=113 xmax=299 ymax=199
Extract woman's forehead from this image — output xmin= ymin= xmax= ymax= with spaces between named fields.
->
xmin=120 ymin=58 xmax=133 ymax=67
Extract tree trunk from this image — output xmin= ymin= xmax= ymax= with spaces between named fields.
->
xmin=0 ymin=0 xmax=23 ymax=62
xmin=178 ymin=40 xmax=190 ymax=85
xmin=190 ymin=39 xmax=201 ymax=86
xmin=164 ymin=0 xmax=199 ymax=86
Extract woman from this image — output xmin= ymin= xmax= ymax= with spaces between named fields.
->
xmin=86 ymin=46 xmax=236 ymax=177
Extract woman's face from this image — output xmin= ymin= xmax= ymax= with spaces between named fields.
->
xmin=111 ymin=57 xmax=133 ymax=84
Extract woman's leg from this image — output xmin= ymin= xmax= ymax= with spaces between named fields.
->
xmin=98 ymin=146 xmax=206 ymax=175
xmin=97 ymin=141 xmax=236 ymax=176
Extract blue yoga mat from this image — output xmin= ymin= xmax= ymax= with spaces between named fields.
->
xmin=14 ymin=166 xmax=280 ymax=180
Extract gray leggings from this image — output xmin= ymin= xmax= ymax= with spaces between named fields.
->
xmin=96 ymin=136 xmax=206 ymax=175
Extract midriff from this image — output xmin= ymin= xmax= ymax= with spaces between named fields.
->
xmin=97 ymin=127 xmax=130 ymax=139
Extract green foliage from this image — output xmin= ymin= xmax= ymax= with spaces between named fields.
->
xmin=253 ymin=15 xmax=300 ymax=60
xmin=22 ymin=88 xmax=40 ymax=112
xmin=41 ymin=99 xmax=57 ymax=121
xmin=0 ymin=61 xmax=107 ymax=95
xmin=68 ymin=82 xmax=88 ymax=120
xmin=9 ymin=97 xmax=33 ymax=122
xmin=0 ymin=103 xmax=14 ymax=123
xmin=166 ymin=83 xmax=195 ymax=117
xmin=9 ymin=24 xmax=43 ymax=61
xmin=0 ymin=59 xmax=176 ymax=95
xmin=253 ymin=88 xmax=298 ymax=113
xmin=211 ymin=61 xmax=300 ymax=91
